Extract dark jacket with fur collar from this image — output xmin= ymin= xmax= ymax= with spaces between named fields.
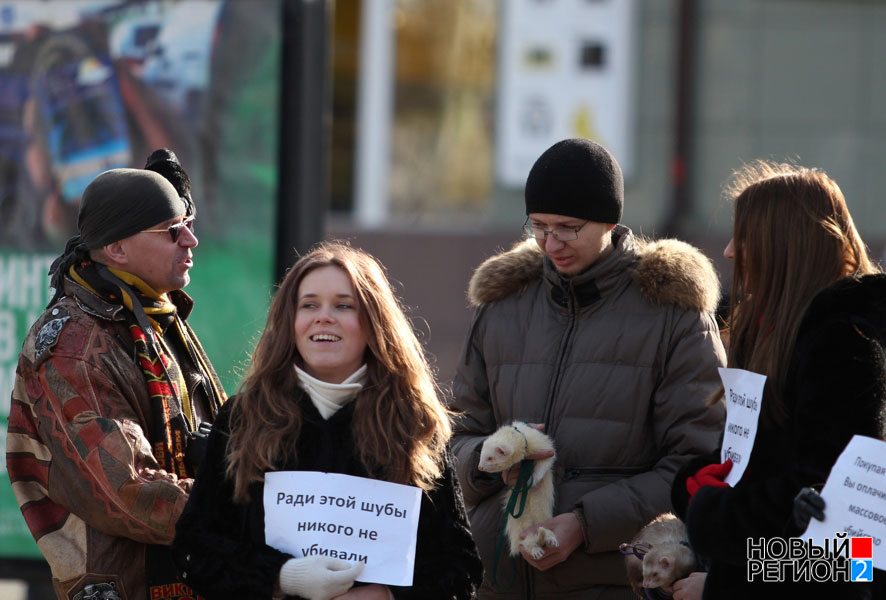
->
xmin=674 ymin=274 xmax=886 ymax=600
xmin=172 ymin=391 xmax=483 ymax=599
xmin=450 ymin=225 xmax=727 ymax=598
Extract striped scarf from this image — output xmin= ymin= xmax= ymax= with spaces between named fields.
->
xmin=69 ymin=261 xmax=226 ymax=478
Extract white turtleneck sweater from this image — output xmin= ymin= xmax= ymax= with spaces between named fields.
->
xmin=294 ymin=364 xmax=367 ymax=419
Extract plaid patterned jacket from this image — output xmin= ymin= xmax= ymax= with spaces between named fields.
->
xmin=6 ymin=276 xmax=215 ymax=600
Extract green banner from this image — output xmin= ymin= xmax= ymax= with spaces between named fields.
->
xmin=0 ymin=0 xmax=281 ymax=560
xmin=0 ymin=252 xmax=55 ymax=557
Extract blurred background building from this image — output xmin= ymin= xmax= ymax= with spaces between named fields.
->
xmin=329 ymin=0 xmax=886 ymax=382
xmin=1 ymin=0 xmax=885 ymax=596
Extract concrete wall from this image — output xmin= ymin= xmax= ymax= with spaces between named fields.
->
xmin=689 ymin=0 xmax=886 ymax=240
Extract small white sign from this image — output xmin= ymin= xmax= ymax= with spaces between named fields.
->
xmin=801 ymin=435 xmax=886 ymax=570
xmin=718 ymin=367 xmax=766 ymax=487
xmin=263 ymin=471 xmax=422 ymax=586
xmin=495 ymin=0 xmax=637 ymax=186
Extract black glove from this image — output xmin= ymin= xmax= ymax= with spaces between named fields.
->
xmin=792 ymin=486 xmax=826 ymax=531
xmin=184 ymin=422 xmax=213 ymax=473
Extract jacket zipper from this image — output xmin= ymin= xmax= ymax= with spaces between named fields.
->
xmin=543 ymin=281 xmax=578 ymax=434
xmin=522 ymin=554 xmax=533 ymax=599
xmin=526 ymin=283 xmax=576 ymax=599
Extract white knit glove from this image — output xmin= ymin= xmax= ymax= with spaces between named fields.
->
xmin=278 ymin=555 xmax=365 ymax=600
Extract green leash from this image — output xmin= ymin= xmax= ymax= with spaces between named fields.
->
xmin=491 ymin=458 xmax=535 ymax=590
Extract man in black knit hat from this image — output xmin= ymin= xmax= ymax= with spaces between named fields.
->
xmin=449 ymin=138 xmax=727 ymax=599
xmin=7 ymin=153 xmax=225 ymax=600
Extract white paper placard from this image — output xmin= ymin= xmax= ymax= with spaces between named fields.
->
xmin=801 ymin=435 xmax=886 ymax=570
xmin=718 ymin=367 xmax=766 ymax=487
xmin=264 ymin=471 xmax=422 ymax=586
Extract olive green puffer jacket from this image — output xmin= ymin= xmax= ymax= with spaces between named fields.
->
xmin=450 ymin=226 xmax=727 ymax=599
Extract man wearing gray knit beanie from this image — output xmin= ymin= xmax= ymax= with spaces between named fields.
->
xmin=450 ymin=138 xmax=727 ymax=598
xmin=8 ymin=156 xmax=226 ymax=600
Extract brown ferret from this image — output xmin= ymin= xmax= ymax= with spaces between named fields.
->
xmin=622 ymin=512 xmax=697 ymax=597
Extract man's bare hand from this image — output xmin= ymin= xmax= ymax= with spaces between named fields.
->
xmin=672 ymin=572 xmax=706 ymax=600
xmin=519 ymin=512 xmax=584 ymax=571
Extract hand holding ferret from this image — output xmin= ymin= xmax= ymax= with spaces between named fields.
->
xmin=479 ymin=421 xmax=558 ymax=560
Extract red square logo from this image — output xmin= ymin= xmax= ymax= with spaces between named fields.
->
xmin=850 ymin=537 xmax=873 ymax=559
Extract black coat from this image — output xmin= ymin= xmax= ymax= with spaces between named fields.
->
xmin=672 ymin=274 xmax=886 ymax=600
xmin=172 ymin=390 xmax=483 ymax=599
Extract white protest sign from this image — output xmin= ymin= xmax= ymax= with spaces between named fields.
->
xmin=718 ymin=367 xmax=766 ymax=487
xmin=263 ymin=471 xmax=422 ymax=586
xmin=801 ymin=435 xmax=886 ymax=570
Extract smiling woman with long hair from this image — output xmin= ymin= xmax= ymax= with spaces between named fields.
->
xmin=671 ymin=161 xmax=886 ymax=600
xmin=172 ymin=241 xmax=482 ymax=600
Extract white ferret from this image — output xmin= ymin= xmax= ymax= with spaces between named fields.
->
xmin=478 ymin=421 xmax=558 ymax=560
xmin=622 ymin=512 xmax=697 ymax=597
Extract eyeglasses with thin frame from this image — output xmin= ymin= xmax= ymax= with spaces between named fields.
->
xmin=140 ymin=216 xmax=195 ymax=243
xmin=523 ymin=217 xmax=589 ymax=242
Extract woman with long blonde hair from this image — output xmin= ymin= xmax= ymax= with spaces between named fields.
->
xmin=173 ymin=241 xmax=482 ymax=599
xmin=671 ymin=161 xmax=886 ymax=600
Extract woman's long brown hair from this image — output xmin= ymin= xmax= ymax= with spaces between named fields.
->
xmin=726 ymin=160 xmax=880 ymax=425
xmin=226 ymin=241 xmax=452 ymax=503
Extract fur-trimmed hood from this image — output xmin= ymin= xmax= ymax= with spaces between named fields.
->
xmin=468 ymin=228 xmax=721 ymax=314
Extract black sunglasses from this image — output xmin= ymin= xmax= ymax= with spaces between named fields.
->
xmin=140 ymin=217 xmax=196 ymax=243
